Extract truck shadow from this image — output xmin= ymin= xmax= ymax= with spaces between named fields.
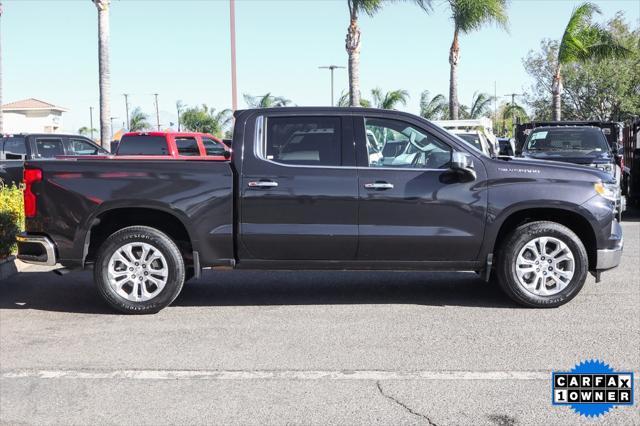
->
xmin=621 ymin=205 xmax=640 ymax=222
xmin=0 ymin=269 xmax=520 ymax=314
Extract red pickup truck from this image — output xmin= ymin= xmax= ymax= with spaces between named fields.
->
xmin=115 ymin=132 xmax=230 ymax=159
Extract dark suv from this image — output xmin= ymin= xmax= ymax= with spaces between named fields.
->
xmin=0 ymin=133 xmax=107 ymax=185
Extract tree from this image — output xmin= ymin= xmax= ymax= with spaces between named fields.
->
xmin=523 ymin=14 xmax=639 ymax=122
xmin=243 ymin=93 xmax=291 ymax=108
xmin=345 ymin=0 xmax=431 ymax=107
xmin=371 ymin=88 xmax=409 ymax=110
xmin=337 ymin=90 xmax=370 ymax=107
xmin=78 ymin=126 xmax=97 ymax=136
xmin=419 ymin=91 xmax=447 ymax=119
xmin=93 ymin=0 xmax=111 ymax=148
xmin=468 ymin=91 xmax=494 ymax=118
xmin=180 ymin=104 xmax=232 ymax=137
xmin=128 ymin=107 xmax=150 ymax=131
xmin=551 ymin=3 xmax=631 ymax=120
xmin=446 ymin=0 xmax=509 ymax=119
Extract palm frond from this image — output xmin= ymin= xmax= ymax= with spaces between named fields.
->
xmin=469 ymin=92 xmax=494 ymax=118
xmin=419 ymin=91 xmax=447 ymax=119
xmin=451 ymin=0 xmax=509 ymax=34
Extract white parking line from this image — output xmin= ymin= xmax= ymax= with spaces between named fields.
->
xmin=1 ymin=369 xmax=555 ymax=381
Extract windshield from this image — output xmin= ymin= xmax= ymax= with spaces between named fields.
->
xmin=525 ymin=128 xmax=610 ymax=152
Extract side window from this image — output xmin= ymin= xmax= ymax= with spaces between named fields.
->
xmin=364 ymin=118 xmax=452 ymax=169
xmin=66 ymin=138 xmax=99 ymax=156
xmin=34 ymin=138 xmax=64 ymax=158
xmin=264 ymin=116 xmax=341 ymax=166
xmin=175 ymin=137 xmax=200 ymax=156
xmin=2 ymin=137 xmax=27 ymax=160
xmin=202 ymin=137 xmax=226 ymax=156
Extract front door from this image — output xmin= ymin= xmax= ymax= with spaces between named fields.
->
xmin=355 ymin=115 xmax=487 ymax=262
xmin=240 ymin=114 xmax=358 ymax=261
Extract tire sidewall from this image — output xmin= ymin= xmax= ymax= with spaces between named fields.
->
xmin=498 ymin=222 xmax=588 ymax=307
xmin=95 ymin=227 xmax=185 ymax=314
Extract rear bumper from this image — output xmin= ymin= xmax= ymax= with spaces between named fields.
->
xmin=16 ymin=233 xmax=57 ymax=266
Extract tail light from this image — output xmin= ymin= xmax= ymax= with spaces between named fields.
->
xmin=23 ymin=168 xmax=42 ymax=218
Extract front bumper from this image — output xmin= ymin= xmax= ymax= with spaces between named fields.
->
xmin=16 ymin=233 xmax=57 ymax=266
xmin=595 ymin=220 xmax=623 ymax=270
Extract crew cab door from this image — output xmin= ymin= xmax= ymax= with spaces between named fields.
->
xmin=355 ymin=115 xmax=487 ymax=262
xmin=239 ymin=113 xmax=358 ymax=261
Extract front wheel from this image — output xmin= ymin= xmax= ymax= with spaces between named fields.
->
xmin=496 ymin=221 xmax=588 ymax=308
xmin=94 ymin=226 xmax=185 ymax=314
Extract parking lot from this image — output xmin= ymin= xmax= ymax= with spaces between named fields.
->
xmin=0 ymin=210 xmax=638 ymax=425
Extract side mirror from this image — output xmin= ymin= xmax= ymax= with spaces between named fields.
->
xmin=451 ymin=152 xmax=476 ymax=179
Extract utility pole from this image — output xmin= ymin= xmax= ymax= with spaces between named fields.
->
xmin=123 ymin=93 xmax=130 ymax=130
xmin=319 ymin=65 xmax=345 ymax=106
xmin=89 ymin=107 xmax=94 ymax=140
xmin=153 ymin=93 xmax=160 ymax=131
xmin=229 ymin=0 xmax=238 ymax=111
xmin=176 ymin=100 xmax=183 ymax=131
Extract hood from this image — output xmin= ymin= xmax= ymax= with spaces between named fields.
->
xmin=493 ymin=157 xmax=613 ymax=183
xmin=521 ymin=149 xmax=611 ymax=164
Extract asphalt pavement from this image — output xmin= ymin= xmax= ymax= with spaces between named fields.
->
xmin=1 ymin=210 xmax=639 ymax=425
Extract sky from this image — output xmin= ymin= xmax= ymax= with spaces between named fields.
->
xmin=2 ymin=0 xmax=639 ymax=133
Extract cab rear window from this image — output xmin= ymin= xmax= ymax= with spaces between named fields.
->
xmin=117 ymin=136 xmax=168 ymax=155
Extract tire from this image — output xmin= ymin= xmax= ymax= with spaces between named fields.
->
xmin=495 ymin=221 xmax=588 ymax=308
xmin=94 ymin=226 xmax=185 ymax=314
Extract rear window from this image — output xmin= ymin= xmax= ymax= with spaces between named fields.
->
xmin=117 ymin=135 xmax=169 ymax=155
xmin=1 ymin=136 xmax=27 ymax=160
xmin=175 ymin=137 xmax=200 ymax=156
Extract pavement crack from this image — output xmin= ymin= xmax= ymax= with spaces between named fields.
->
xmin=376 ymin=381 xmax=437 ymax=426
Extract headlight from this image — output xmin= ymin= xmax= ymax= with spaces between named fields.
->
xmin=594 ymin=182 xmax=619 ymax=201
xmin=590 ymin=163 xmax=613 ymax=173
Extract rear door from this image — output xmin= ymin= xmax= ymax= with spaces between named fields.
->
xmin=30 ymin=136 xmax=65 ymax=159
xmin=355 ymin=114 xmax=487 ymax=262
xmin=239 ymin=113 xmax=358 ymax=261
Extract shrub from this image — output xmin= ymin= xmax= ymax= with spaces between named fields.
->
xmin=0 ymin=184 xmax=24 ymax=258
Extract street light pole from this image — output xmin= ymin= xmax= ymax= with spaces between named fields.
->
xmin=109 ymin=116 xmax=118 ymax=139
xmin=90 ymin=106 xmax=94 ymax=140
xmin=123 ymin=93 xmax=130 ymax=130
xmin=229 ymin=0 xmax=238 ymax=111
xmin=153 ymin=93 xmax=160 ymax=131
xmin=319 ymin=65 xmax=345 ymax=106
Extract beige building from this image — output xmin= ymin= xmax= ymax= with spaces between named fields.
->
xmin=1 ymin=98 xmax=68 ymax=134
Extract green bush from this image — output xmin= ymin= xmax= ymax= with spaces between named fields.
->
xmin=0 ymin=184 xmax=24 ymax=258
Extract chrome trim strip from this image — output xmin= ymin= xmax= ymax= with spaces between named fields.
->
xmin=16 ymin=234 xmax=57 ymax=266
xmin=596 ymin=243 xmax=623 ymax=270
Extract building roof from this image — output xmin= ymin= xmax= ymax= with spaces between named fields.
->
xmin=1 ymin=98 xmax=68 ymax=112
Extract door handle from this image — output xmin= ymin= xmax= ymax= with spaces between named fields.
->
xmin=248 ymin=180 xmax=279 ymax=188
xmin=364 ymin=182 xmax=394 ymax=190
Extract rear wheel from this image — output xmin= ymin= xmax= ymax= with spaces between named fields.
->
xmin=94 ymin=226 xmax=185 ymax=314
xmin=496 ymin=221 xmax=588 ymax=308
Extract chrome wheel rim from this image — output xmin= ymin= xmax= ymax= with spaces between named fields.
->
xmin=107 ymin=242 xmax=168 ymax=302
xmin=515 ymin=236 xmax=575 ymax=296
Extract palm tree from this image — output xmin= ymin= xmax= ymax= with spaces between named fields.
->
xmin=128 ymin=107 xmax=150 ymax=131
xmin=78 ymin=126 xmax=97 ymax=137
xmin=419 ymin=91 xmax=447 ymax=119
xmin=243 ymin=93 xmax=291 ymax=108
xmin=446 ymin=0 xmax=509 ymax=119
xmin=180 ymin=104 xmax=232 ymax=137
xmin=503 ymin=102 xmax=527 ymax=121
xmin=337 ymin=90 xmax=370 ymax=107
xmin=551 ymin=2 xmax=630 ymax=120
xmin=93 ymin=0 xmax=111 ymax=149
xmin=371 ymin=88 xmax=409 ymax=110
xmin=468 ymin=92 xmax=494 ymax=118
xmin=345 ymin=0 xmax=431 ymax=107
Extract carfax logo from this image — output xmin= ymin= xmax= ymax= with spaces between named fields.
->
xmin=552 ymin=359 xmax=634 ymax=418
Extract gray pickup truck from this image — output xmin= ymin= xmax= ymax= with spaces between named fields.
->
xmin=16 ymin=108 xmax=623 ymax=313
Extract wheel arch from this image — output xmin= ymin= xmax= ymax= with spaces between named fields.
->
xmin=490 ymin=207 xmax=598 ymax=270
xmin=83 ymin=206 xmax=196 ymax=267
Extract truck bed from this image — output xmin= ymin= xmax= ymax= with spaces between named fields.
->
xmin=25 ymin=158 xmax=235 ymax=267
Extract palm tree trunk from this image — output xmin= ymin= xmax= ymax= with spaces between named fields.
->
xmin=94 ymin=0 xmax=111 ymax=150
xmin=448 ymin=28 xmax=460 ymax=120
xmin=345 ymin=15 xmax=361 ymax=107
xmin=551 ymin=65 xmax=562 ymax=121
